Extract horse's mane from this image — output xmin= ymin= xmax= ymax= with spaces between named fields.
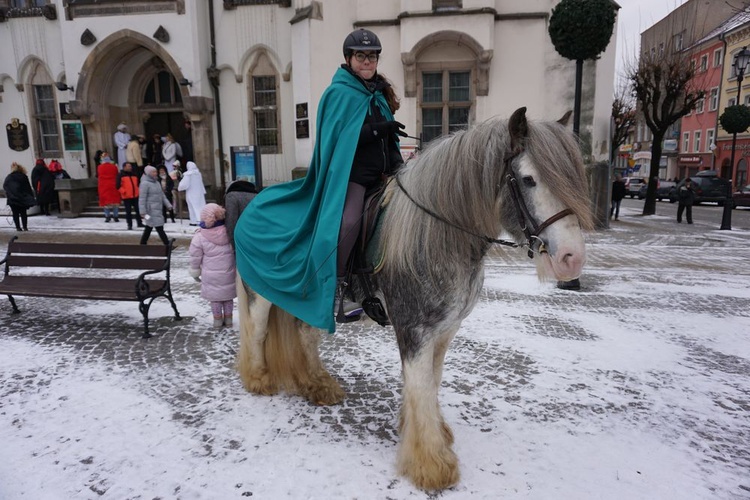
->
xmin=380 ymin=115 xmax=593 ymax=281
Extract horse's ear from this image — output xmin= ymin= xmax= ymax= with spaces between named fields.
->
xmin=558 ymin=110 xmax=573 ymax=126
xmin=508 ymin=107 xmax=528 ymax=151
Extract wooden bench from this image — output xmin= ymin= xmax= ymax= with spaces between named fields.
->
xmin=0 ymin=236 xmax=181 ymax=339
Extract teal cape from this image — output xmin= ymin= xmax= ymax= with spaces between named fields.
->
xmin=234 ymin=67 xmax=394 ymax=333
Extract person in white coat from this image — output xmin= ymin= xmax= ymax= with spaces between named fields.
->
xmin=178 ymin=160 xmax=206 ymax=225
xmin=113 ymin=123 xmax=131 ymax=169
xmin=161 ymin=134 xmax=178 ymax=172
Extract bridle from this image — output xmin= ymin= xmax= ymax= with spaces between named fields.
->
xmin=502 ymin=149 xmax=574 ymax=258
xmin=394 ymin=148 xmax=574 ymax=259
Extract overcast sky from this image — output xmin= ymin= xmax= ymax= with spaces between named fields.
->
xmin=615 ymin=0 xmax=688 ymax=78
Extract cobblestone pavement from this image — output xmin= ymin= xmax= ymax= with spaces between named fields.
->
xmin=1 ymin=202 xmax=749 ymax=499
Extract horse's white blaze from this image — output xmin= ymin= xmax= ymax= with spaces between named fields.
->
xmin=518 ymin=158 xmax=587 ymax=281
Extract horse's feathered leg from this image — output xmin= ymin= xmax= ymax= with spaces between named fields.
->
xmin=397 ymin=326 xmax=460 ymax=491
xmin=236 ymin=277 xmax=277 ymax=395
xmin=296 ymin=322 xmax=346 ymax=405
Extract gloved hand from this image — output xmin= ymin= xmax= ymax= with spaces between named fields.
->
xmin=372 ymin=120 xmax=408 ymax=138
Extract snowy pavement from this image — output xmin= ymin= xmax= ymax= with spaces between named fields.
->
xmin=0 ymin=202 xmax=749 ymax=499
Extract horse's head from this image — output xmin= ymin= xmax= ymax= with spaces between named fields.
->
xmin=499 ymin=107 xmax=593 ymax=282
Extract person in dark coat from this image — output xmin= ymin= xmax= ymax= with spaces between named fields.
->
xmin=3 ymin=162 xmax=36 ymax=231
xmin=224 ymin=180 xmax=257 ymax=250
xmin=157 ymin=164 xmax=176 ymax=223
xmin=30 ymin=158 xmax=56 ymax=216
xmin=610 ymin=174 xmax=626 ymax=221
xmin=677 ymin=178 xmax=695 ymax=224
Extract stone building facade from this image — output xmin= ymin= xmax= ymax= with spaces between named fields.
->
xmin=1 ymin=0 xmax=617 ymax=200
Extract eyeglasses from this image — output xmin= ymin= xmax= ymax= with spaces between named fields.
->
xmin=353 ymin=52 xmax=379 ymax=63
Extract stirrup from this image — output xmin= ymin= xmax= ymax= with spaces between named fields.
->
xmin=335 ymin=279 xmax=362 ymax=323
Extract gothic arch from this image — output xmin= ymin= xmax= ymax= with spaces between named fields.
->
xmin=16 ymin=55 xmax=53 ymax=86
xmin=401 ymin=31 xmax=493 ymax=97
xmin=237 ymin=44 xmax=286 ymax=83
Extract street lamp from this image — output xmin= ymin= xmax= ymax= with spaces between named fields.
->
xmin=721 ymin=46 xmax=750 ymax=230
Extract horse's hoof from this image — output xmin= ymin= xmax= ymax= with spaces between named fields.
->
xmin=398 ymin=443 xmax=460 ymax=491
xmin=305 ymin=382 xmax=345 ymax=406
xmin=239 ymin=370 xmax=278 ymax=396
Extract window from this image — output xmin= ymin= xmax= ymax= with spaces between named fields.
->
xmin=142 ymin=71 xmax=183 ymax=106
xmin=433 ymin=0 xmax=462 ymax=10
xmin=420 ymin=70 xmax=471 ymax=142
xmin=694 ymin=131 xmax=701 ymax=153
xmin=659 ymin=43 xmax=665 ymax=56
xmin=714 ymin=48 xmax=723 ymax=67
xmin=673 ymin=32 xmax=684 ymax=51
xmin=709 ymin=88 xmax=719 ymax=111
xmin=683 ymin=132 xmax=690 ymax=152
xmin=10 ymin=0 xmax=46 ymax=7
xmin=32 ymin=84 xmax=60 ymax=156
xmin=729 ymin=97 xmax=737 ymax=107
xmin=252 ymin=75 xmax=279 ymax=154
xmin=700 ymin=55 xmax=708 ymax=72
xmin=696 ymin=97 xmax=704 ymax=114
xmin=706 ymin=129 xmax=715 ymax=153
xmin=745 ymin=95 xmax=750 ymax=106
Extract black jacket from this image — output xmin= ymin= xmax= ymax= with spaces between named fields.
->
xmin=3 ymin=171 xmax=36 ymax=209
xmin=342 ymin=65 xmax=404 ymax=188
xmin=611 ymin=180 xmax=626 ymax=201
xmin=678 ymin=184 xmax=695 ymax=205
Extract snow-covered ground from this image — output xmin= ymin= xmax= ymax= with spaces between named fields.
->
xmin=0 ymin=204 xmax=749 ymax=499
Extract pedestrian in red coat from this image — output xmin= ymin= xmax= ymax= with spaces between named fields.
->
xmin=97 ymin=153 xmax=121 ymax=222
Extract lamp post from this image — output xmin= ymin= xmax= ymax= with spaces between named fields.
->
xmin=721 ymin=46 xmax=750 ymax=230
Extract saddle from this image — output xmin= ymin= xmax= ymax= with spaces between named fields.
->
xmin=340 ymin=181 xmax=392 ymax=326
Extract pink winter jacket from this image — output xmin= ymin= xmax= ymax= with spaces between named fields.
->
xmin=188 ymin=224 xmax=237 ymax=301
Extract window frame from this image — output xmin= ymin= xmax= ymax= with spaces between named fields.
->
xmin=683 ymin=131 xmax=690 ymax=152
xmin=694 ymin=130 xmax=701 ymax=153
xmin=248 ymin=67 xmax=281 ymax=155
xmin=696 ymin=97 xmax=705 ymax=114
xmin=714 ymin=48 xmax=723 ymax=67
xmin=418 ymin=65 xmax=474 ymax=143
xmin=31 ymin=83 xmax=61 ymax=157
xmin=706 ymin=129 xmax=715 ymax=153
xmin=709 ymin=87 xmax=719 ymax=111
xmin=700 ymin=54 xmax=708 ymax=72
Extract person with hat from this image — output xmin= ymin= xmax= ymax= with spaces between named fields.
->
xmin=117 ymin=162 xmax=143 ymax=230
xmin=3 ymin=162 xmax=36 ymax=231
xmin=162 ymin=133 xmax=179 ymax=172
xmin=188 ymin=203 xmax=237 ymax=328
xmin=114 ymin=123 xmax=130 ymax=169
xmin=138 ymin=165 xmax=173 ymax=245
xmin=97 ymin=153 xmax=121 ymax=223
xmin=178 ymin=160 xmax=206 ymax=226
xmin=233 ymin=28 xmax=406 ymax=332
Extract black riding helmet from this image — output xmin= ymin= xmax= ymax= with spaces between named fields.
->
xmin=342 ymin=28 xmax=382 ymax=58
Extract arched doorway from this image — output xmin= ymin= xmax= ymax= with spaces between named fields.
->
xmin=69 ymin=30 xmax=214 ymax=186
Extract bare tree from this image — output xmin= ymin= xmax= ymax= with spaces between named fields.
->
xmin=611 ymin=81 xmax=637 ymax=165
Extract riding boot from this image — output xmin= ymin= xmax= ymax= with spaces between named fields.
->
xmin=334 ymin=278 xmax=362 ymax=323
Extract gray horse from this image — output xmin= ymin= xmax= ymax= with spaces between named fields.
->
xmin=236 ymin=107 xmax=593 ymax=491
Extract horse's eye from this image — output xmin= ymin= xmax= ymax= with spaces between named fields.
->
xmin=522 ymin=176 xmax=536 ymax=187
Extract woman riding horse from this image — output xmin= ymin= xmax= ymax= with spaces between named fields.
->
xmin=234 ymin=28 xmax=406 ymax=331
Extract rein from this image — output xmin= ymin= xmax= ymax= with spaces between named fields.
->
xmin=395 ymin=149 xmax=574 ymax=259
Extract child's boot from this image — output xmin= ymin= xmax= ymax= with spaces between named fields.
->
xmin=213 ymin=316 xmax=224 ymax=328
xmin=224 ymin=315 xmax=233 ymax=328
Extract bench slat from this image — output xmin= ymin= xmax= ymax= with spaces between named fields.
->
xmin=9 ymin=242 xmax=169 ymax=257
xmin=0 ymin=275 xmax=167 ymax=300
xmin=7 ymin=255 xmax=167 ymax=270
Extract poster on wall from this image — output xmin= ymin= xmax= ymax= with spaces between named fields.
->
xmin=230 ymin=145 xmax=263 ymax=189
xmin=62 ymin=122 xmax=84 ymax=151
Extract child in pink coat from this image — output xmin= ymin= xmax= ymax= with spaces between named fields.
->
xmin=189 ymin=203 xmax=237 ymax=328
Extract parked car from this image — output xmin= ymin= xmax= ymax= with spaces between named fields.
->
xmin=668 ymin=172 xmax=731 ymax=205
xmin=638 ymin=180 xmax=676 ymax=201
xmin=624 ymin=177 xmax=646 ymax=198
xmin=733 ymin=184 xmax=750 ymax=208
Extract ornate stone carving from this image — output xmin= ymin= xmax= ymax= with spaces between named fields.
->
xmin=80 ymin=29 xmax=96 ymax=46
xmin=153 ymin=25 xmax=170 ymax=44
